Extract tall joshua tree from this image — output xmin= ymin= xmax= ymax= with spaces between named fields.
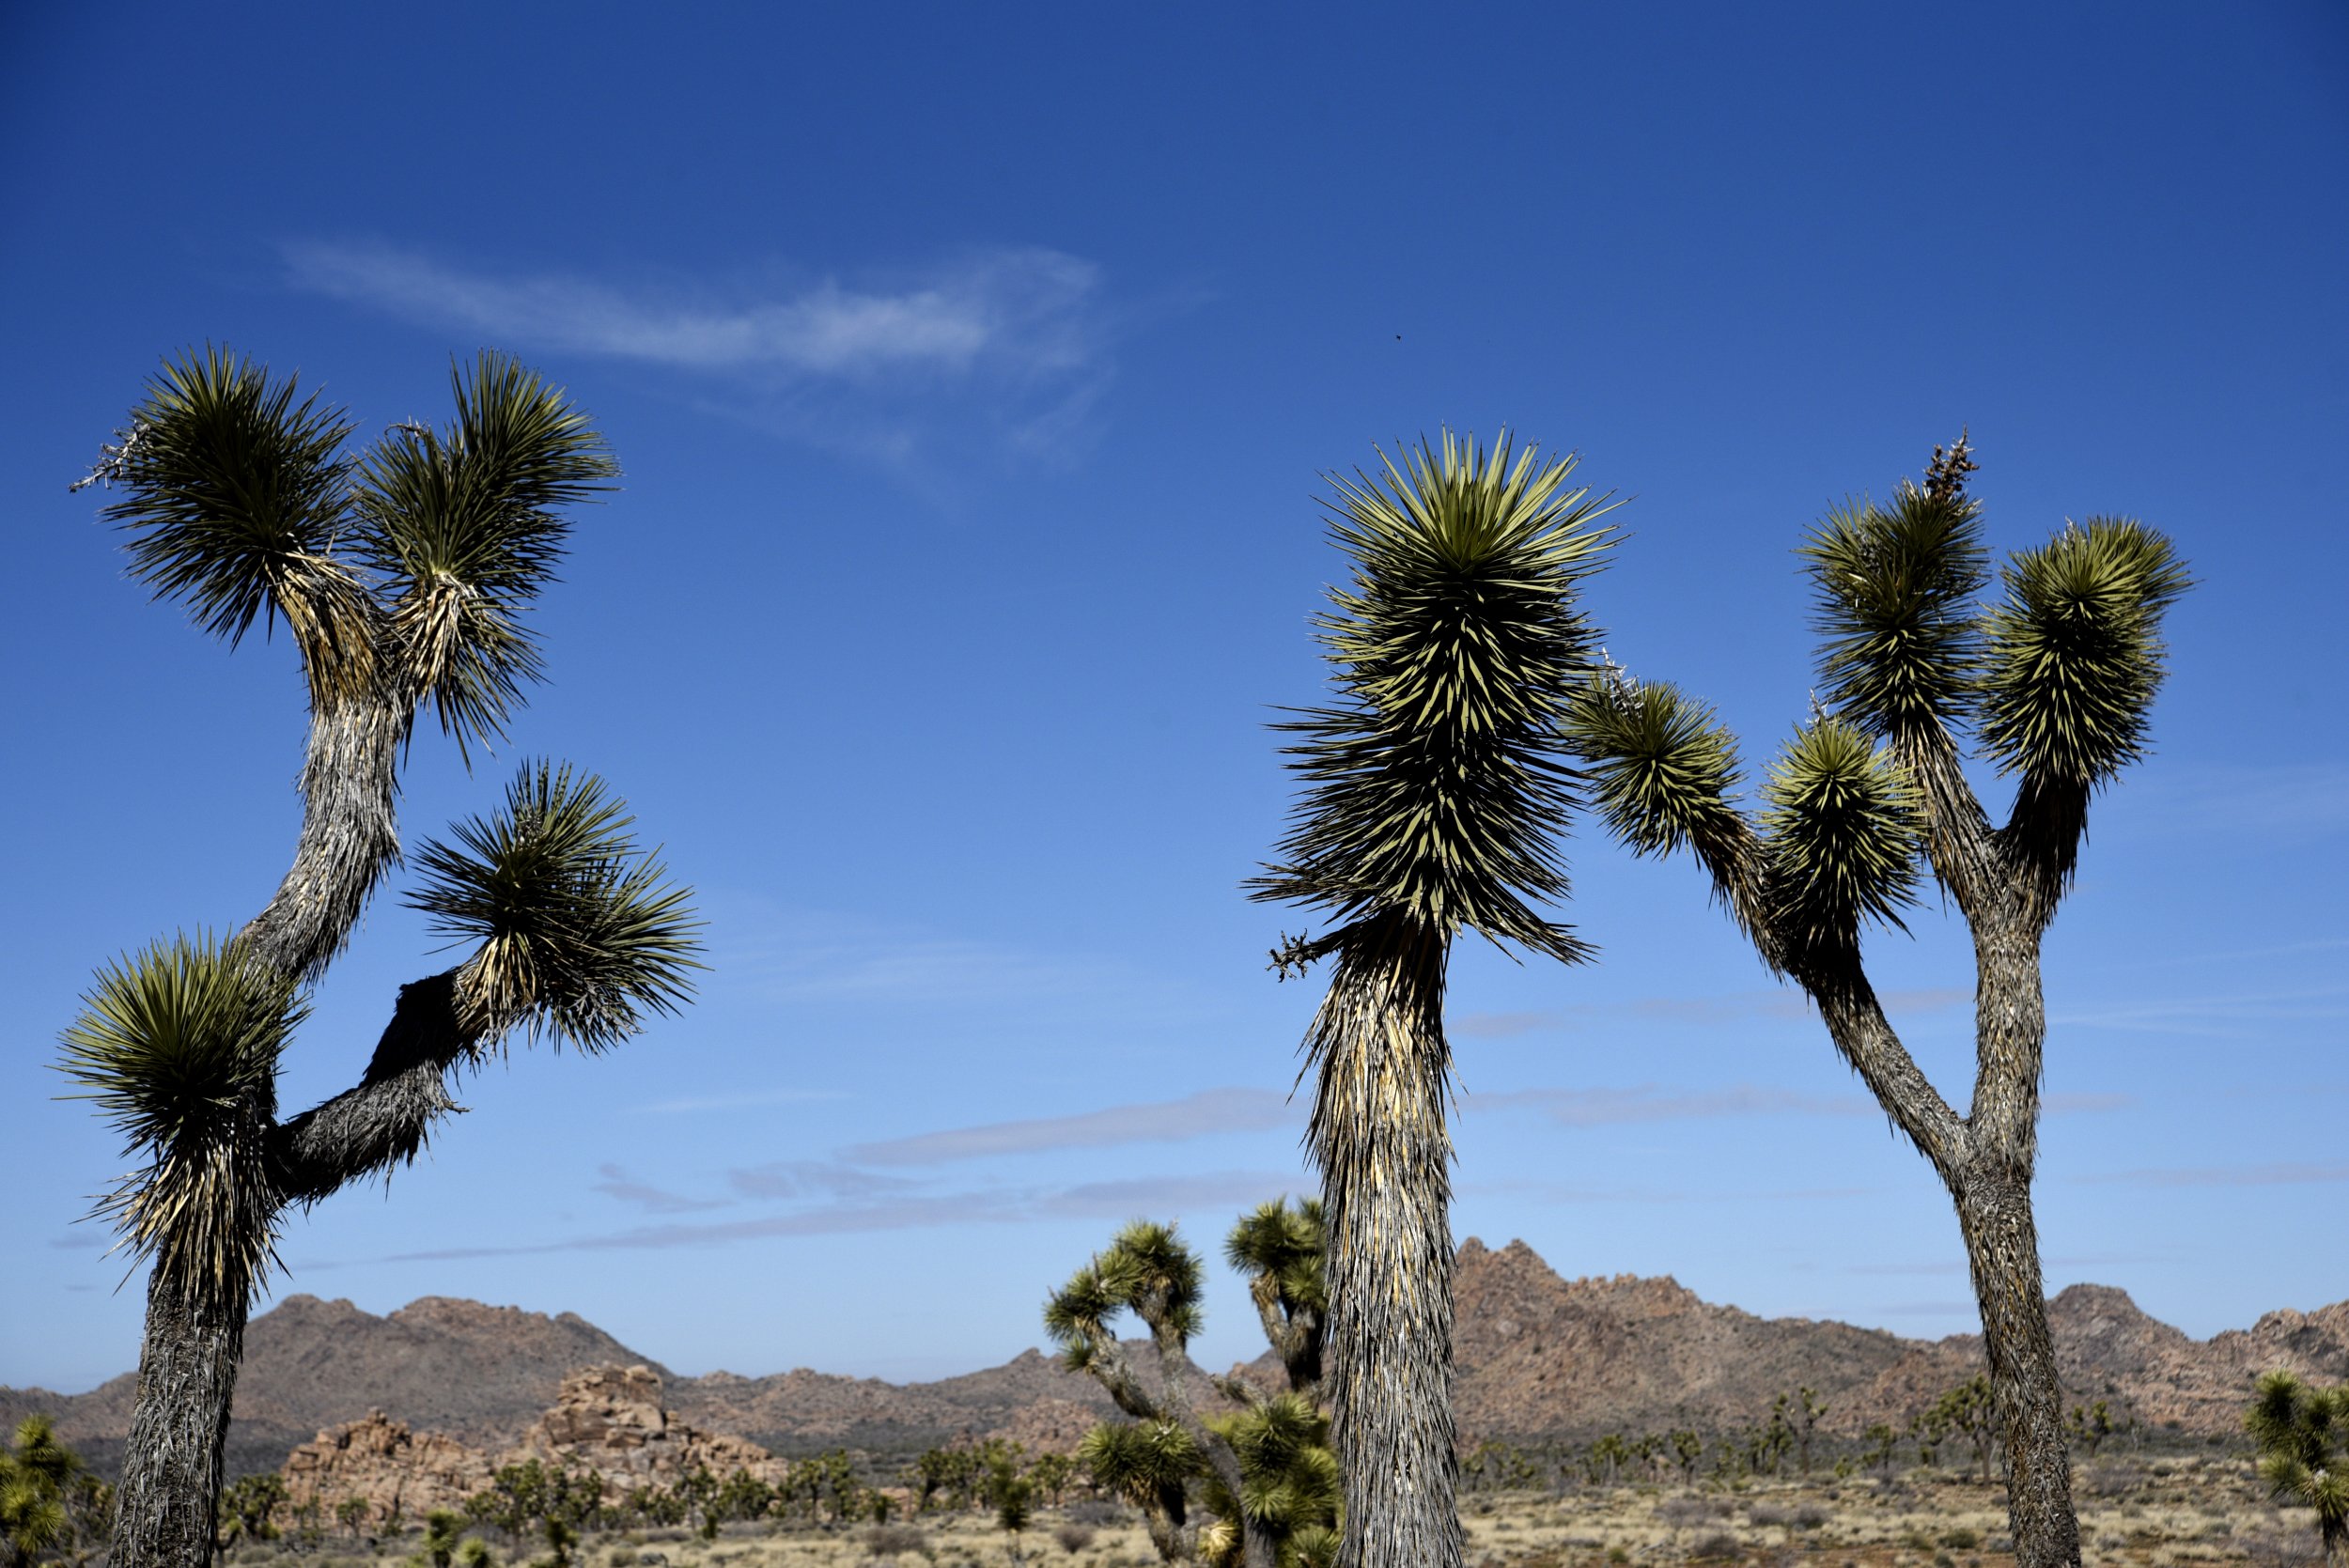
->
xmin=1562 ymin=433 xmax=2188 ymax=1568
xmin=1251 ymin=432 xmax=1614 ymax=1568
xmin=59 ymin=349 xmax=702 ymax=1568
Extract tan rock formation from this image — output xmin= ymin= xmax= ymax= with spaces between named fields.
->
xmin=280 ymin=1410 xmax=494 ymax=1523
xmin=508 ymin=1366 xmax=788 ymax=1487
xmin=277 ymin=1366 xmax=788 ymax=1525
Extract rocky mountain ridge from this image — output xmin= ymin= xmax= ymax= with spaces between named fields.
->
xmin=9 ymin=1239 xmax=2343 ymax=1482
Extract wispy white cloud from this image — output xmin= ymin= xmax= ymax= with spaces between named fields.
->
xmin=281 ymin=241 xmax=1113 ymax=467
xmin=285 ymin=241 xmax=1097 ymax=379
xmin=724 ymin=1160 xmax=923 ymax=1202
xmin=635 ymin=1088 xmax=848 ymax=1115
xmin=591 ymin=1163 xmax=731 ymax=1215
xmin=1450 ymin=986 xmax=1968 ymax=1038
xmin=1470 ymin=1082 xmax=1875 ymax=1126
xmin=2052 ymin=985 xmax=2349 ymax=1038
xmin=2073 ymin=1161 xmax=2349 ymax=1188
xmin=842 ymin=1088 xmax=1298 ymax=1167
xmin=381 ymin=1166 xmax=1306 ymax=1261
xmin=2102 ymin=761 xmax=2349 ymax=842
xmin=706 ymin=901 xmax=1191 ymax=1019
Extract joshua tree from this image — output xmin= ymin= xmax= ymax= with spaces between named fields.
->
xmin=1563 ymin=432 xmax=2188 ymax=1568
xmin=2245 ymin=1371 xmax=2349 ymax=1564
xmin=61 ymin=349 xmax=701 ymax=1568
xmin=1223 ymin=1199 xmax=1326 ymax=1398
xmin=2 ymin=1416 xmax=110 ymax=1568
xmin=1252 ymin=432 xmax=1615 ymax=1568
xmin=1047 ymin=1209 xmax=1341 ymax=1568
xmin=1046 ymin=1221 xmax=1269 ymax=1568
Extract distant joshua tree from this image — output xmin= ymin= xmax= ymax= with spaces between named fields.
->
xmin=1046 ymin=1204 xmax=1339 ymax=1568
xmin=1252 ymin=432 xmax=1615 ymax=1568
xmin=62 ymin=349 xmax=701 ymax=1568
xmin=2246 ymin=1371 xmax=2349 ymax=1564
xmin=1563 ymin=432 xmax=2187 ymax=1568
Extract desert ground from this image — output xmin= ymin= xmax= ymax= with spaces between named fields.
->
xmin=227 ymin=1450 xmax=2324 ymax=1568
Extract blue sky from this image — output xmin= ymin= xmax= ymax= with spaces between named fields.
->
xmin=4 ymin=3 xmax=2344 ymax=1395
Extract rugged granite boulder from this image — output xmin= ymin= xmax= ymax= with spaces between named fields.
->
xmin=281 ymin=1410 xmax=493 ymax=1522
xmin=508 ymin=1366 xmax=788 ymax=1485
xmin=279 ymin=1366 xmax=790 ymax=1520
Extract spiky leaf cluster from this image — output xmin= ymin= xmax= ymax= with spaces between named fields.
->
xmin=1758 ymin=720 xmax=1925 ymax=948
xmin=1252 ymin=431 xmax=1615 ymax=962
xmin=1210 ymin=1395 xmax=1340 ymax=1534
xmin=95 ymin=348 xmax=359 ymax=647
xmin=1979 ymin=519 xmax=2190 ymax=789
xmin=1799 ymin=487 xmax=1988 ymax=737
xmin=57 ymin=934 xmax=306 ymax=1309
xmin=1045 ymin=1221 xmax=1207 ymax=1366
xmin=1224 ymin=1198 xmax=1326 ymax=1317
xmin=1561 ymin=674 xmax=1745 ymax=862
xmin=2245 ymin=1371 xmax=2349 ymax=1555
xmin=408 ymin=762 xmax=702 ymax=1051
xmin=1076 ymin=1420 xmax=1201 ymax=1508
xmin=357 ymin=353 xmax=618 ymax=753
xmin=93 ymin=348 xmax=382 ymax=706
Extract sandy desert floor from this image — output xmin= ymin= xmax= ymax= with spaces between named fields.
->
xmin=267 ymin=1451 xmax=2327 ymax=1568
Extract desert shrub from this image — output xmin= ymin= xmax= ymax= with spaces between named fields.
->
xmin=864 ymin=1524 xmax=928 ymax=1559
xmin=1657 ymin=1498 xmax=1726 ymax=1531
xmin=1688 ymin=1530 xmax=1741 ymax=1560
xmin=1941 ymin=1527 xmax=1980 ymax=1549
xmin=1748 ymin=1504 xmax=1790 ymax=1529
xmin=1065 ymin=1501 xmax=1124 ymax=1528
xmin=606 ymin=1552 xmax=636 ymax=1568
xmin=1794 ymin=1505 xmax=1829 ymax=1530
xmin=1053 ymin=1524 xmax=1095 ymax=1555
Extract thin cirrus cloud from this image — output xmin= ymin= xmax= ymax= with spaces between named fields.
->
xmin=1449 ymin=986 xmax=1970 ymax=1038
xmin=1470 ymin=1083 xmax=1875 ymax=1126
xmin=840 ymin=1087 xmax=1299 ymax=1167
xmin=591 ymin=1163 xmax=730 ymax=1216
xmin=385 ymin=1168 xmax=1307 ymax=1263
xmin=283 ymin=241 xmax=1100 ymax=379
xmin=279 ymin=241 xmax=1113 ymax=463
xmin=2072 ymin=1161 xmax=2349 ymax=1188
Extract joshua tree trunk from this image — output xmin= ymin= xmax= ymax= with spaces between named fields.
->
xmin=1953 ymin=1158 xmax=2077 ymax=1568
xmin=113 ymin=1276 xmax=251 ymax=1568
xmin=1307 ymin=915 xmax=1461 ymax=1568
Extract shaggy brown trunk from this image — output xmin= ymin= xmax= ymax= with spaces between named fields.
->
xmin=1309 ymin=915 xmax=1460 ymax=1568
xmin=1952 ymin=1159 xmax=2079 ymax=1568
xmin=113 ymin=1273 xmax=251 ymax=1568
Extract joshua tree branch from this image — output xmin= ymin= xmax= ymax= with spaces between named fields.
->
xmin=1793 ymin=955 xmax=1968 ymax=1180
xmin=267 ymin=970 xmax=481 ymax=1203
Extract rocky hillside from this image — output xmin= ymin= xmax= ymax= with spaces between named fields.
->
xmin=280 ymin=1366 xmax=787 ymax=1521
xmin=9 ymin=1240 xmax=2343 ymax=1480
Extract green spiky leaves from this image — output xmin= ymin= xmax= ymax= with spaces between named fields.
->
xmin=1252 ymin=430 xmax=1616 ymax=962
xmin=2245 ymin=1371 xmax=2349 ymax=1551
xmin=1076 ymin=1420 xmax=1203 ymax=1504
xmin=1206 ymin=1394 xmax=1341 ymax=1537
xmin=1225 ymin=1198 xmax=1327 ymax=1317
xmin=357 ymin=353 xmax=618 ymax=754
xmin=93 ymin=348 xmax=381 ymax=706
xmin=1979 ymin=518 xmax=2190 ymax=790
xmin=1800 ymin=487 xmax=1989 ymax=737
xmin=1045 ymin=1220 xmax=1208 ymax=1366
xmin=57 ymin=933 xmax=306 ymax=1309
xmin=1563 ymin=674 xmax=1746 ymax=862
xmin=407 ymin=761 xmax=702 ymax=1051
xmin=93 ymin=348 xmax=359 ymax=647
xmin=1760 ymin=720 xmax=1925 ymax=947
